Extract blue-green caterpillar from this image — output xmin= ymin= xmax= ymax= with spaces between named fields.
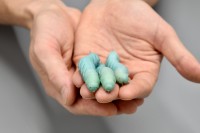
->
xmin=106 ymin=51 xmax=129 ymax=84
xmin=78 ymin=53 xmax=100 ymax=92
xmin=97 ymin=64 xmax=116 ymax=92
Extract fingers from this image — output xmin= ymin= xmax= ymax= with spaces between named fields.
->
xmin=95 ymin=84 xmax=119 ymax=103
xmin=65 ymin=98 xmax=143 ymax=116
xmin=80 ymin=83 xmax=119 ymax=103
xmin=119 ymin=72 xmax=156 ymax=100
xmin=30 ymin=43 xmax=75 ymax=106
xmin=66 ymin=99 xmax=118 ymax=116
xmin=80 ymin=85 xmax=119 ymax=103
xmin=73 ymin=70 xmax=95 ymax=99
xmin=156 ymin=24 xmax=200 ymax=82
xmin=80 ymin=84 xmax=95 ymax=99
xmin=135 ymin=98 xmax=144 ymax=106
xmin=72 ymin=69 xmax=84 ymax=88
xmin=73 ymin=69 xmax=119 ymax=102
xmin=114 ymin=99 xmax=144 ymax=114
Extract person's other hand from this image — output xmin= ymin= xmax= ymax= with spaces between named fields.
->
xmin=29 ymin=0 xmax=79 ymax=107
xmin=73 ymin=0 xmax=200 ymax=110
xmin=28 ymin=0 xmax=123 ymax=116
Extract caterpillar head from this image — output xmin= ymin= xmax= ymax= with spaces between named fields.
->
xmin=99 ymin=66 xmax=116 ymax=92
xmin=102 ymin=82 xmax=115 ymax=92
xmin=85 ymin=69 xmax=100 ymax=92
xmin=115 ymin=68 xmax=129 ymax=84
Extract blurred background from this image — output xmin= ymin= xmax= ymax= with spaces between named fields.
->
xmin=0 ymin=0 xmax=200 ymax=133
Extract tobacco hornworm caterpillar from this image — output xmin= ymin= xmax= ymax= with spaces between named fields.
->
xmin=106 ymin=51 xmax=129 ymax=84
xmin=97 ymin=64 xmax=116 ymax=92
xmin=78 ymin=53 xmax=100 ymax=92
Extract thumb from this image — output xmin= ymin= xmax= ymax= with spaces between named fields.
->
xmin=156 ymin=24 xmax=200 ymax=82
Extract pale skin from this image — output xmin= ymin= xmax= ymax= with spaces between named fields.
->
xmin=73 ymin=0 xmax=200 ymax=103
xmin=1 ymin=0 xmax=200 ymax=116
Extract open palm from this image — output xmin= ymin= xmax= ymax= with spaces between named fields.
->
xmin=73 ymin=0 xmax=200 ymax=105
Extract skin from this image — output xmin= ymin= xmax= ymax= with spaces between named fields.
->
xmin=73 ymin=0 xmax=200 ymax=105
xmin=1 ymin=0 xmax=141 ymax=116
xmin=1 ymin=0 xmax=199 ymax=116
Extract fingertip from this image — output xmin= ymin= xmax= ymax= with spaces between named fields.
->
xmin=176 ymin=55 xmax=200 ymax=82
xmin=66 ymin=99 xmax=117 ymax=116
xmin=114 ymin=100 xmax=138 ymax=115
xmin=95 ymin=84 xmax=119 ymax=103
xmin=80 ymin=84 xmax=95 ymax=99
xmin=72 ymin=69 xmax=84 ymax=88
xmin=135 ymin=99 xmax=144 ymax=106
xmin=119 ymin=73 xmax=154 ymax=100
xmin=61 ymin=87 xmax=72 ymax=105
xmin=62 ymin=70 xmax=77 ymax=106
xmin=119 ymin=83 xmax=150 ymax=100
xmin=119 ymin=83 xmax=136 ymax=100
xmin=157 ymin=26 xmax=200 ymax=83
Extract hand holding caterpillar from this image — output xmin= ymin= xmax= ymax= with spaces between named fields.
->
xmin=78 ymin=51 xmax=129 ymax=92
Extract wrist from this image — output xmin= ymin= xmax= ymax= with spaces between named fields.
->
xmin=0 ymin=0 xmax=66 ymax=29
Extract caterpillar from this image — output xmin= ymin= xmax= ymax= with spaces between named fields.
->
xmin=97 ymin=64 xmax=116 ymax=92
xmin=78 ymin=53 xmax=100 ymax=92
xmin=106 ymin=51 xmax=129 ymax=84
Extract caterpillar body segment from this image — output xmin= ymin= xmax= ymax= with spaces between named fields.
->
xmin=97 ymin=64 xmax=116 ymax=92
xmin=88 ymin=53 xmax=100 ymax=67
xmin=106 ymin=51 xmax=129 ymax=84
xmin=78 ymin=53 xmax=100 ymax=92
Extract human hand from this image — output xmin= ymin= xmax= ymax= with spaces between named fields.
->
xmin=28 ymin=0 xmax=126 ymax=116
xmin=1 ymin=0 xmax=141 ymax=116
xmin=28 ymin=1 xmax=79 ymax=107
xmin=28 ymin=0 xmax=113 ymax=115
xmin=73 ymin=0 xmax=200 ymax=107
